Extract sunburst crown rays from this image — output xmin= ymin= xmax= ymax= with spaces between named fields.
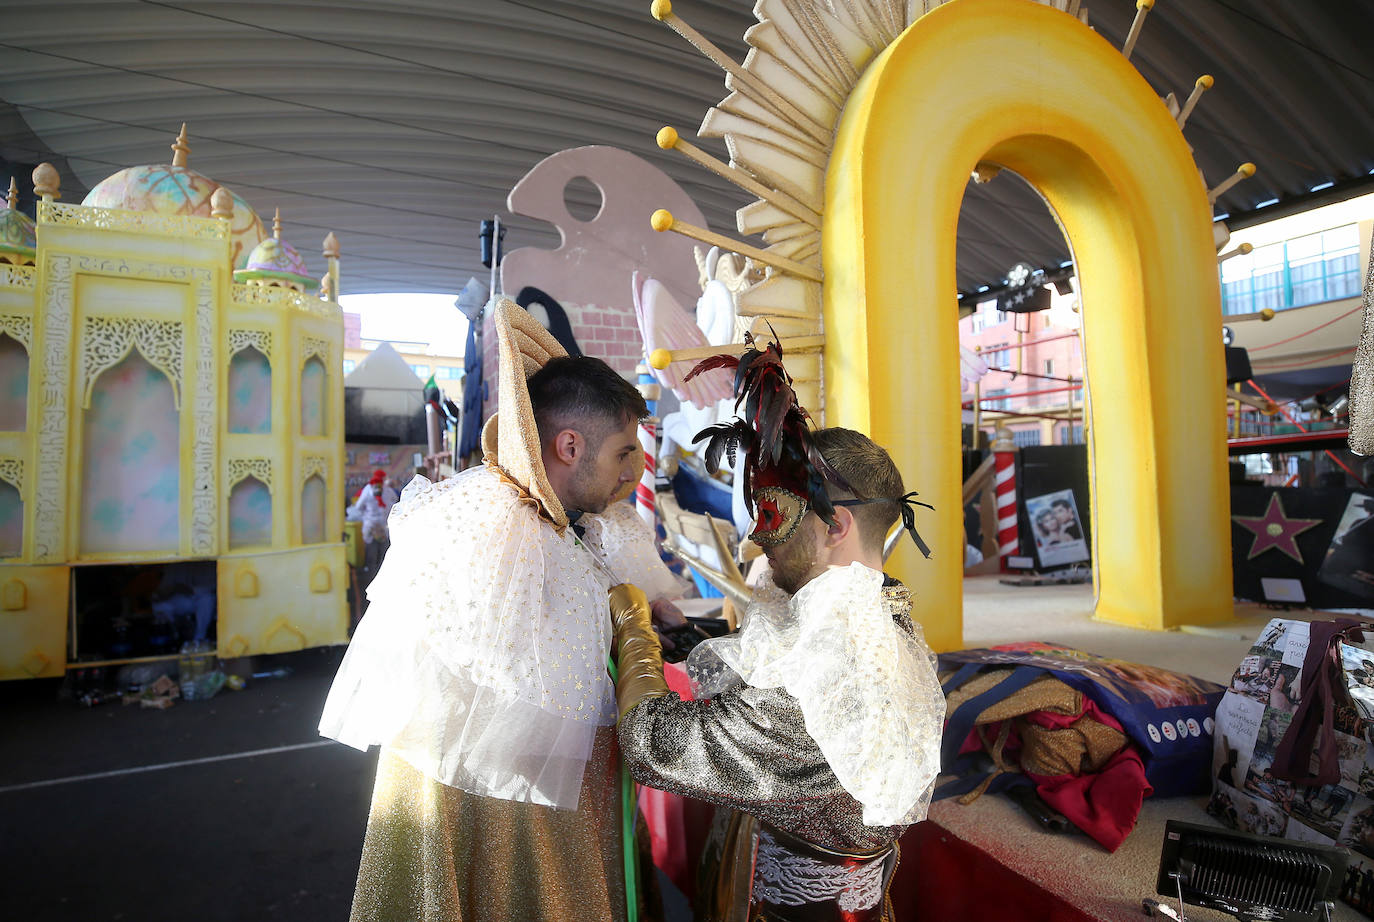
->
xmin=648 ymin=0 xmax=1256 ymax=412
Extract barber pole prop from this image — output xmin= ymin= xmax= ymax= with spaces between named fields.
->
xmin=992 ymin=426 xmax=1020 ymax=571
xmin=635 ymin=364 xmax=660 ymax=527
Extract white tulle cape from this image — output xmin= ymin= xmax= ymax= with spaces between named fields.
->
xmin=319 ymin=466 xmax=615 ymax=811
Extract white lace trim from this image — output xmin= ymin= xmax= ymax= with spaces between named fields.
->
xmin=580 ymin=500 xmax=691 ymax=600
xmin=753 ymin=830 xmax=885 ymax=911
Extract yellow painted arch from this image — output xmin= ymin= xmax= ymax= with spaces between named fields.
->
xmin=825 ymin=0 xmax=1231 ymax=648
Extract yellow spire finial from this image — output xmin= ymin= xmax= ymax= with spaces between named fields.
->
xmin=6 ymin=177 xmax=16 ymax=210
xmin=273 ymin=208 xmax=282 ymax=240
xmin=323 ymin=231 xmax=340 ymax=260
xmin=171 ymin=123 xmax=191 ymax=167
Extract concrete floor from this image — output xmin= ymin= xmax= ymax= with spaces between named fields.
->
xmin=0 ymin=648 xmax=374 ymax=921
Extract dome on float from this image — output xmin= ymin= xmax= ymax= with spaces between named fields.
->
xmin=81 ymin=125 xmax=266 ymax=269
xmin=232 ymin=210 xmax=317 ymax=292
xmin=0 ymin=178 xmax=36 ymax=266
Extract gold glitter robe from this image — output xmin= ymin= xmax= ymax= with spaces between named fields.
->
xmin=350 ymin=730 xmax=628 ymax=922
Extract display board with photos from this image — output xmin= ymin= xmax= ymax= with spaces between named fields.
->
xmin=1211 ymin=619 xmax=1374 ymax=918
xmin=1015 ymin=445 xmax=1091 ymax=570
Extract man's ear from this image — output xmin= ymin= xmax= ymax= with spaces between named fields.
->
xmin=824 ymin=505 xmax=856 ymax=546
xmin=550 ymin=429 xmax=583 ymax=467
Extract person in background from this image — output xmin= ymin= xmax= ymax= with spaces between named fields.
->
xmin=352 ymin=469 xmax=397 ymax=591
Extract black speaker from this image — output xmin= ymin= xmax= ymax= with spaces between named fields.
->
xmin=1225 ymin=346 xmax=1252 ymax=385
xmin=479 ymin=219 xmax=506 ymax=269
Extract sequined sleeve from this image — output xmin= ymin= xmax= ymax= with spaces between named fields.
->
xmin=618 ymin=686 xmax=904 ymax=853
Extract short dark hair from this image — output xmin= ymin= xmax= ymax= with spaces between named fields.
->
xmin=812 ymin=427 xmax=904 ymax=552
xmin=527 ymin=356 xmax=647 ymax=448
xmin=1051 ymin=499 xmax=1072 ymax=511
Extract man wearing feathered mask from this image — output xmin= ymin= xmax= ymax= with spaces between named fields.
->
xmin=610 ymin=333 xmax=946 ymax=921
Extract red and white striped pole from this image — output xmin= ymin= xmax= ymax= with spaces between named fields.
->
xmin=992 ymin=426 xmax=1020 ymax=571
xmin=635 ymin=364 xmax=660 ymax=528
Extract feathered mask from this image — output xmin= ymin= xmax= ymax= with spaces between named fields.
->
xmin=685 ymin=332 xmax=851 ymax=547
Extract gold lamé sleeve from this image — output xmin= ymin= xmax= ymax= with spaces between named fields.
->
xmin=609 ymin=583 xmax=670 ymax=722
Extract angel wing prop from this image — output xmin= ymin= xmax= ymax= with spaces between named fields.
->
xmin=631 ymin=271 xmax=734 ymax=408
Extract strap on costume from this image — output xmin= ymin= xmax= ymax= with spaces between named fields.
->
xmin=833 ymin=491 xmax=934 ymax=558
xmin=606 ymin=652 xmax=639 ymax=922
xmin=939 ymin=665 xmax=1043 ymax=769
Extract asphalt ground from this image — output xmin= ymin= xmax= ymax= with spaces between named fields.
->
xmin=0 ymin=647 xmax=376 ymax=922
xmin=0 ymin=647 xmax=691 ymax=922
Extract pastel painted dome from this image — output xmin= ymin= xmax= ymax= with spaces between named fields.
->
xmin=232 ymin=211 xmax=317 ymax=291
xmin=0 ymin=179 xmax=36 ymax=265
xmin=81 ymin=126 xmax=266 ymax=269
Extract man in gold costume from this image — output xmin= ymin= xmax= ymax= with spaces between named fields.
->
xmin=320 ymin=299 xmax=681 ymax=921
xmin=610 ymin=338 xmax=945 ymax=921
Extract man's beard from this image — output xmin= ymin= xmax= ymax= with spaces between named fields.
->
xmin=568 ymin=457 xmax=613 ymax=514
xmin=768 ymin=524 xmax=818 ymax=595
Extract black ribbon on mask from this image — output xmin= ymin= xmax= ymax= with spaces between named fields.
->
xmin=832 ymin=491 xmax=935 ymax=559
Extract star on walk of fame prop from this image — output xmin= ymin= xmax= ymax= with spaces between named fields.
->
xmin=1232 ymin=493 xmax=1324 ymax=563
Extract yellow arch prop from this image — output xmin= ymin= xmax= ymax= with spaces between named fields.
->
xmin=826 ymin=0 xmax=1231 ymax=647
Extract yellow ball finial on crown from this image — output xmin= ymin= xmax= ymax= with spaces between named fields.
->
xmin=650 ymin=209 xmax=674 ymax=232
xmin=1136 ymin=0 xmax=1154 ymax=9
xmin=650 ymin=0 xmax=672 ymax=21
xmin=1238 ymin=162 xmax=1256 ymax=178
xmin=656 ymin=126 xmax=679 ymax=150
xmin=649 ymin=348 xmax=673 ymax=370
xmin=1196 ymin=74 xmax=1214 ymax=89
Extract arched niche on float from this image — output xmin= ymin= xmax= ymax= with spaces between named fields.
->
xmin=300 ymin=356 xmax=327 ymax=437
xmin=78 ymin=350 xmax=181 ymax=556
xmin=228 ymin=345 xmax=272 ymax=434
xmin=0 ymin=478 xmax=21 ymax=558
xmin=0 ymin=333 xmax=28 ymax=431
xmin=300 ymin=474 xmax=326 ymax=545
xmin=227 ymin=475 xmax=272 ymax=549
xmin=824 ymin=0 xmax=1230 ymax=646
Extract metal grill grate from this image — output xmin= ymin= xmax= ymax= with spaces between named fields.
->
xmin=1151 ymin=820 xmax=1347 ymax=922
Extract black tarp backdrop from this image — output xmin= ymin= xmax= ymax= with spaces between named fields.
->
xmin=1230 ymin=485 xmax=1374 ymax=609
xmin=1015 ymin=445 xmax=1092 ymax=570
xmin=1005 ymin=446 xmax=1374 ymax=602
xmin=342 ymin=387 xmax=426 ymax=444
